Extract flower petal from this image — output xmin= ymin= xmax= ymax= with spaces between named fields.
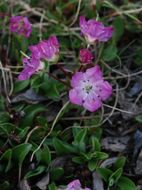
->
xmin=99 ymin=26 xmax=114 ymax=42
xmin=86 ymin=65 xmax=103 ymax=81
xmin=83 ymin=98 xmax=102 ymax=112
xmin=71 ymin=72 xmax=84 ymax=88
xmin=67 ymin=179 xmax=81 ymax=189
xmin=18 ymin=66 xmax=34 ymax=80
xmin=69 ymin=89 xmax=83 ymax=105
xmin=99 ymin=81 xmax=112 ymax=100
xmin=29 ymin=45 xmax=41 ymax=59
xmin=79 ymin=16 xmax=87 ymax=28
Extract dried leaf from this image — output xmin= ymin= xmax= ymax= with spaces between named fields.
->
xmin=102 ymin=136 xmax=130 ymax=152
xmin=12 ymin=89 xmax=47 ymax=104
xmin=18 ymin=179 xmax=31 ymax=190
xmin=92 ymin=172 xmax=104 ymax=190
xmin=36 ymin=173 xmax=50 ymax=190
xmin=100 ymin=157 xmax=118 ymax=168
xmin=118 ymin=91 xmax=142 ymax=120
xmin=50 ymin=156 xmax=70 ymax=168
xmin=128 ymin=77 xmax=142 ymax=97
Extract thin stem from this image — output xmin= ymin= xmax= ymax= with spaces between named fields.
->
xmin=25 ymin=126 xmax=40 ymax=143
xmin=103 ymin=103 xmax=133 ymax=114
xmin=47 ymin=72 xmax=70 ymax=87
xmin=69 ymin=0 xmax=82 ymax=27
xmin=56 ymin=63 xmax=69 ymax=76
xmin=30 ymin=101 xmax=69 ymax=162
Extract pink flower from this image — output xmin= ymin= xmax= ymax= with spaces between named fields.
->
xmin=18 ymin=35 xmax=59 ymax=80
xmin=29 ymin=36 xmax=59 ymax=62
xmin=79 ymin=49 xmax=94 ymax=64
xmin=59 ymin=179 xmax=90 ymax=190
xmin=79 ymin=16 xmax=113 ymax=44
xmin=67 ymin=179 xmax=81 ymax=190
xmin=69 ymin=65 xmax=112 ymax=112
xmin=10 ymin=16 xmax=32 ymax=37
xmin=18 ymin=56 xmax=43 ymax=80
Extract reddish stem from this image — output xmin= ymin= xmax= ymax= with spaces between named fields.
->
xmin=56 ymin=63 xmax=69 ymax=76
xmin=0 ymin=13 xmax=11 ymax=17
xmin=47 ymin=72 xmax=70 ymax=87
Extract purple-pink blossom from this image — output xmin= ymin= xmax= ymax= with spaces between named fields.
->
xmin=79 ymin=16 xmax=113 ymax=44
xmin=18 ymin=35 xmax=59 ymax=80
xmin=29 ymin=36 xmax=60 ymax=62
xmin=18 ymin=56 xmax=43 ymax=80
xmin=59 ymin=179 xmax=90 ymax=190
xmin=10 ymin=16 xmax=32 ymax=37
xmin=79 ymin=49 xmax=94 ymax=64
xmin=69 ymin=65 xmax=112 ymax=112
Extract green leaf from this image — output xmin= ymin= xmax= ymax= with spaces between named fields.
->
xmin=117 ymin=176 xmax=137 ymax=190
xmin=73 ymin=128 xmax=87 ymax=152
xmin=74 ymin=128 xmax=87 ymax=143
xmin=88 ymin=160 xmax=97 ymax=171
xmin=18 ymin=127 xmax=30 ymax=140
xmin=94 ymin=152 xmax=108 ymax=160
xmin=81 ymin=152 xmax=92 ymax=161
xmin=135 ymin=115 xmax=142 ymax=124
xmin=50 ymin=167 xmax=64 ymax=180
xmin=97 ymin=168 xmax=113 ymax=182
xmin=24 ymin=165 xmax=45 ymax=179
xmin=0 ymin=181 xmax=10 ymax=190
xmin=113 ymin=157 xmax=126 ymax=170
xmin=37 ymin=116 xmax=48 ymax=128
xmin=13 ymin=80 xmax=30 ymax=93
xmin=0 ymin=112 xmax=10 ymax=124
xmin=91 ymin=136 xmax=101 ymax=152
xmin=113 ymin=17 xmax=124 ymax=41
xmin=109 ymin=168 xmax=123 ymax=187
xmin=40 ymin=145 xmax=51 ymax=165
xmin=0 ymin=123 xmax=15 ymax=136
xmin=20 ymin=104 xmax=46 ymax=127
xmin=12 ymin=143 xmax=32 ymax=166
xmin=41 ymin=78 xmax=64 ymax=100
xmin=53 ymin=138 xmax=76 ymax=155
xmin=31 ymin=74 xmax=44 ymax=90
xmin=0 ymin=149 xmax=12 ymax=172
xmin=72 ymin=156 xmax=84 ymax=164
xmin=102 ymin=44 xmax=118 ymax=61
xmin=48 ymin=183 xmax=58 ymax=190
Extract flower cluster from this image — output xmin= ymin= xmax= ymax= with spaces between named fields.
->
xmin=59 ymin=179 xmax=90 ymax=190
xmin=18 ymin=36 xmax=59 ymax=80
xmin=10 ymin=16 xmax=32 ymax=37
xmin=68 ymin=16 xmax=113 ymax=112
xmin=79 ymin=16 xmax=113 ymax=44
xmin=14 ymin=13 xmax=113 ymax=112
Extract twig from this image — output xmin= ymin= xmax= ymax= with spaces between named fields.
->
xmin=69 ymin=0 xmax=82 ymax=27
xmin=25 ymin=126 xmax=40 ymax=143
xmin=30 ymin=101 xmax=69 ymax=162
xmin=103 ymin=104 xmax=133 ymax=114
xmin=101 ymin=84 xmax=119 ymax=125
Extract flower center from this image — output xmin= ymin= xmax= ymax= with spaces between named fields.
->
xmin=84 ymin=84 xmax=93 ymax=94
xmin=18 ymin=20 xmax=24 ymax=30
